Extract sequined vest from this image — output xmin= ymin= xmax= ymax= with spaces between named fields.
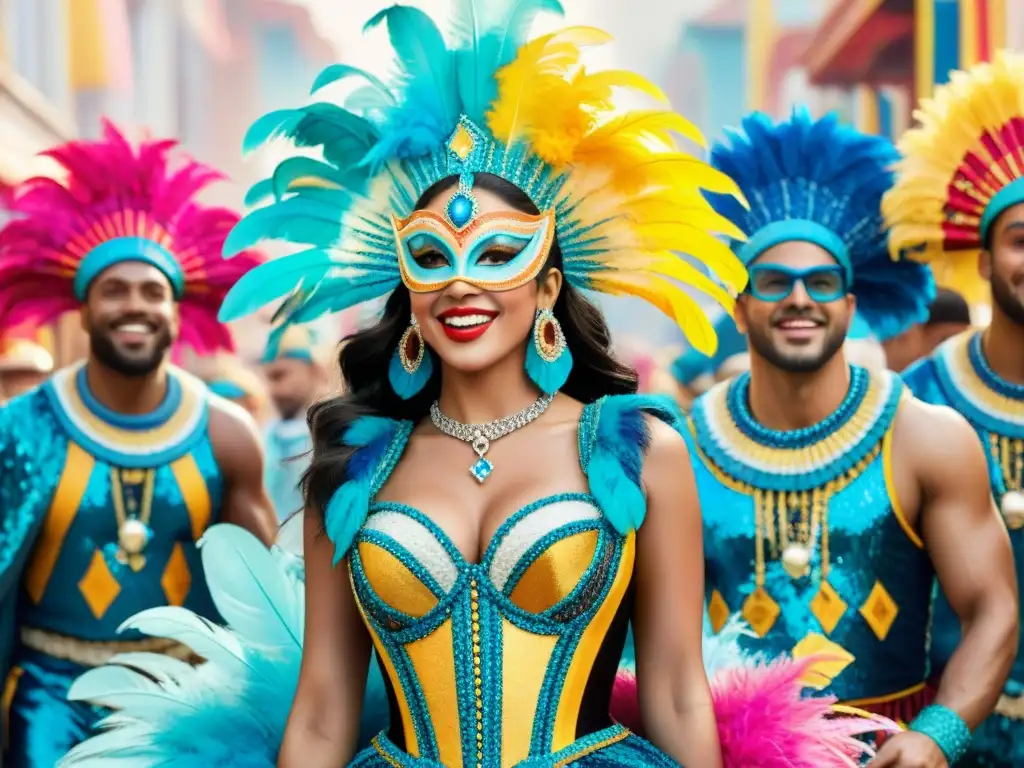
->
xmin=903 ymin=331 xmax=1024 ymax=683
xmin=689 ymin=367 xmax=934 ymax=718
xmin=16 ymin=364 xmax=222 ymax=642
xmin=345 ymin=397 xmax=667 ymax=768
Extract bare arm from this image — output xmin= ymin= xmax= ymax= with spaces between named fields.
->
xmin=208 ymin=398 xmax=276 ymax=546
xmin=279 ymin=512 xmax=372 ymax=767
xmin=634 ymin=417 xmax=722 ymax=768
xmin=910 ymin=403 xmax=1018 ymax=726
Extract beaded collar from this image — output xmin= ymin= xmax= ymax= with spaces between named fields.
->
xmin=933 ymin=331 xmax=1024 ymax=440
xmin=689 ymin=366 xmax=904 ymax=493
xmin=43 ymin=362 xmax=209 ymax=468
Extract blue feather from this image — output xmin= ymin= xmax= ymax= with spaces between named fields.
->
xmin=388 ymin=344 xmax=434 ymax=399
xmin=218 ymin=249 xmax=334 ymax=322
xmin=290 ymin=103 xmax=380 ymax=169
xmin=288 ymin=278 xmax=398 ymax=323
xmin=584 ymin=394 xmax=684 ymax=535
xmin=271 ymin=157 xmax=369 ymax=201
xmin=524 ymin=340 xmax=573 ymax=394
xmin=242 ymin=109 xmax=302 ymax=153
xmin=708 ymin=107 xmax=933 ymax=341
xmin=243 ymin=179 xmax=274 ymax=207
xmin=222 ymin=197 xmax=345 ymax=256
xmin=310 ymin=62 xmax=394 ymax=101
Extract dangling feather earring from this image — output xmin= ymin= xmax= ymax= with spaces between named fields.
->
xmin=525 ymin=308 xmax=573 ymax=394
xmin=389 ymin=314 xmax=433 ymax=398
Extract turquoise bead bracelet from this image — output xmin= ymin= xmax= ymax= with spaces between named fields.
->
xmin=909 ymin=704 xmax=972 ymax=765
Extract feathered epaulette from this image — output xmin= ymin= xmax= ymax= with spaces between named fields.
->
xmin=61 ymin=526 xmax=303 ymax=767
xmin=580 ymin=393 xmax=684 ymax=535
xmin=610 ymin=614 xmax=900 ymax=768
xmin=60 ymin=524 xmax=391 ymax=767
xmin=325 ymin=416 xmax=412 ymax=563
xmin=707 ymin=108 xmax=935 ymax=342
xmin=883 ymin=52 xmax=1024 ymax=307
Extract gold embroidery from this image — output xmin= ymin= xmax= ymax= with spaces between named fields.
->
xmin=707 ymin=590 xmax=730 ymax=634
xmin=809 ymin=579 xmax=847 ymax=635
xmin=741 ymin=586 xmax=780 ymax=637
xmin=160 ymin=543 xmax=192 ymax=607
xmin=78 ymin=550 xmax=120 ymax=619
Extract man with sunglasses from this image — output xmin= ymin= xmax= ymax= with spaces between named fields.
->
xmin=884 ymin=54 xmax=1024 ymax=767
xmin=687 ymin=110 xmax=1016 ymax=768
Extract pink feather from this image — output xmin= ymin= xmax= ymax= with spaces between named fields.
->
xmin=0 ymin=119 xmax=262 ymax=354
xmin=611 ymin=658 xmax=900 ymax=768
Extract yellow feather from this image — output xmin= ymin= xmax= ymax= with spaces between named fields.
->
xmin=577 ymin=70 xmax=669 ymax=106
xmin=591 ymin=272 xmax=719 ymax=355
xmin=624 ymin=199 xmax=747 ymax=240
xmin=575 ymin=110 xmax=707 ymax=157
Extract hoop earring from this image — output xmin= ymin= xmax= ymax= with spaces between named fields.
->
xmin=525 ymin=308 xmax=573 ymax=394
xmin=389 ymin=314 xmax=433 ymax=399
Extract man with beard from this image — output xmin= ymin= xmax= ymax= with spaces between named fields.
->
xmin=689 ymin=110 xmax=1017 ymax=768
xmin=260 ymin=325 xmax=324 ymax=521
xmin=0 ymin=122 xmax=276 ymax=766
xmin=885 ymin=53 xmax=1024 ymax=767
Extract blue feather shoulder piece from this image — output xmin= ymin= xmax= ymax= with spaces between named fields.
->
xmin=581 ymin=394 xmax=685 ymax=535
xmin=325 ymin=416 xmax=413 ymax=564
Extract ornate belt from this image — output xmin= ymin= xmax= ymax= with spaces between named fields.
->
xmin=19 ymin=626 xmax=198 ymax=668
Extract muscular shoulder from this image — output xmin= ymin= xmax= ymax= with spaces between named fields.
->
xmin=207 ymin=392 xmax=264 ymax=471
xmin=894 ymin=396 xmax=987 ymax=481
xmin=642 ymin=412 xmax=691 ymax=479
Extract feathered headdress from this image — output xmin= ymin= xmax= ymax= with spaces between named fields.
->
xmin=218 ymin=0 xmax=748 ymax=356
xmin=883 ymin=51 xmax=1024 ymax=306
xmin=708 ymin=109 xmax=935 ymax=342
xmin=0 ymin=120 xmax=263 ymax=354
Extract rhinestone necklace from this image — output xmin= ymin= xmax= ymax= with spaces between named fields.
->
xmin=430 ymin=393 xmax=555 ymax=483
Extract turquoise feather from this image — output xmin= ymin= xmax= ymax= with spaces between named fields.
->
xmin=242 ymin=109 xmax=302 ymax=153
xmin=524 ymin=338 xmax=573 ymax=394
xmin=310 ymin=62 xmax=395 ymax=101
xmin=346 ymin=84 xmax=394 ymax=114
xmin=584 ymin=394 xmax=684 ymax=535
xmin=243 ymin=179 xmax=274 ymax=207
xmin=218 ymin=250 xmax=335 ymax=322
xmin=270 ymin=156 xmax=368 ymax=201
xmin=325 ymin=416 xmax=404 ymax=562
xmin=289 ymin=278 xmax=398 ymax=323
xmin=388 ymin=342 xmax=434 ymax=399
xmin=222 ymin=197 xmax=344 ymax=256
xmin=291 ymin=103 xmax=380 ymax=164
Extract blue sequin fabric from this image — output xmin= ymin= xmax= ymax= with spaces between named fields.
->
xmin=903 ymin=331 xmax=1024 ymax=767
xmin=344 ymin=396 xmax=681 ymax=768
xmin=690 ymin=367 xmax=936 ymax=712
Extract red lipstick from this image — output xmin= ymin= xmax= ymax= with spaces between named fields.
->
xmin=436 ymin=306 xmax=499 ymax=343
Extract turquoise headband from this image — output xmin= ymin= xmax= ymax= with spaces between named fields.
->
xmin=74 ymin=236 xmax=184 ymax=301
xmin=261 ymin=348 xmax=314 ymax=365
xmin=737 ymin=219 xmax=853 ymax=285
xmin=208 ymin=380 xmax=248 ymax=399
xmin=980 ymin=178 xmax=1024 ymax=243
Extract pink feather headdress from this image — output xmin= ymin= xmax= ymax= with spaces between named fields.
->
xmin=0 ymin=120 xmax=262 ymax=354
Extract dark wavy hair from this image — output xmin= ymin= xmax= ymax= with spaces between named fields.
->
xmin=303 ymin=173 xmax=637 ymax=521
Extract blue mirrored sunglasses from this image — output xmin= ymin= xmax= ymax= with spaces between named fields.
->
xmin=746 ymin=264 xmax=848 ymax=303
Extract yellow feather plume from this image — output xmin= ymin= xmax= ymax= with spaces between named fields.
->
xmin=883 ymin=51 xmax=1024 ymax=304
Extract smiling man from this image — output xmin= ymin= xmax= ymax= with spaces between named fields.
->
xmin=688 ymin=111 xmax=1017 ymax=768
xmin=886 ymin=53 xmax=1024 ymax=767
xmin=0 ymin=122 xmax=276 ymax=766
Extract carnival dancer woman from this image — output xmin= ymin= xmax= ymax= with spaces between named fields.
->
xmin=59 ymin=2 xmax=895 ymax=767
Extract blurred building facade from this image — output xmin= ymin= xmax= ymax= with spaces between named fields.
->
xmin=805 ymin=0 xmax=1013 ymax=139
xmin=0 ymin=0 xmax=336 ymax=366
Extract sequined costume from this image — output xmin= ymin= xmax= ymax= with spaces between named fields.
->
xmin=884 ymin=53 xmax=1024 ymax=766
xmin=690 ymin=110 xmax=937 ymax=723
xmin=58 ymin=2 xmax=896 ymax=767
xmin=0 ymin=123 xmax=261 ymax=766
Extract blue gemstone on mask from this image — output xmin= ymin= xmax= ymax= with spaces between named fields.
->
xmin=447 ymin=193 xmax=474 ymax=228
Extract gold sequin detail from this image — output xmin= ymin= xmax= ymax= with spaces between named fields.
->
xmin=78 ymin=550 xmax=120 ymax=619
xmin=741 ymin=586 xmax=780 ymax=637
xmin=860 ymin=581 xmax=899 ymax=640
xmin=448 ymin=124 xmax=475 ymax=159
xmin=470 ymin=579 xmax=483 ymax=768
xmin=707 ymin=589 xmax=730 ymax=634
xmin=809 ymin=579 xmax=847 ymax=635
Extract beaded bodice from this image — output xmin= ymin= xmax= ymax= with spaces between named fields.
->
xmin=12 ymin=365 xmax=222 ymax=640
xmin=903 ymin=331 xmax=1024 ymax=684
xmin=690 ymin=367 xmax=935 ymax=707
xmin=347 ymin=400 xmax=645 ymax=768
